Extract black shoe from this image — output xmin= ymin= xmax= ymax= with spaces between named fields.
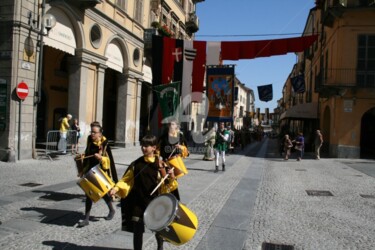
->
xmin=222 ymin=164 xmax=225 ymax=171
xmin=106 ymin=210 xmax=115 ymax=220
xmin=214 ymin=166 xmax=219 ymax=173
xmin=78 ymin=220 xmax=89 ymax=227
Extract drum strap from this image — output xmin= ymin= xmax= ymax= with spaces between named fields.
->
xmin=101 ymin=145 xmax=112 ymax=178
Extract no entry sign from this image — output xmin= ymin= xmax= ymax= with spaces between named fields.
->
xmin=16 ymin=82 xmax=29 ymax=100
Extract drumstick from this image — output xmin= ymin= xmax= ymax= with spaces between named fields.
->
xmin=75 ymin=154 xmax=95 ymax=161
xmin=150 ymin=167 xmax=174 ymax=196
xmin=167 ymin=147 xmax=177 ymax=159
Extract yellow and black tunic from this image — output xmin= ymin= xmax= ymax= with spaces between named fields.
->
xmin=113 ymin=156 xmax=178 ymax=233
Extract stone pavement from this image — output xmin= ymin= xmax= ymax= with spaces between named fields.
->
xmin=0 ymin=139 xmax=374 ymax=250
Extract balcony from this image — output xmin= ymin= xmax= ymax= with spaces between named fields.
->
xmin=315 ymin=68 xmax=375 ymax=96
xmin=66 ymin=0 xmax=102 ymax=9
xmin=322 ymin=0 xmax=375 ymax=27
xmin=186 ymin=12 xmax=199 ymax=34
xmin=144 ymin=28 xmax=158 ymax=49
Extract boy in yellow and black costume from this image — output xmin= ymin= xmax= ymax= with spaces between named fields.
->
xmin=109 ymin=135 xmax=178 ymax=250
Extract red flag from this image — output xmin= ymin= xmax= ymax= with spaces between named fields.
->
xmin=221 ymin=34 xmax=318 ymax=60
xmin=162 ymin=37 xmax=176 ymax=84
xmin=192 ymin=40 xmax=206 ymax=102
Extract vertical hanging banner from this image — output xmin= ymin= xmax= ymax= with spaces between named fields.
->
xmin=154 ymin=81 xmax=181 ymax=121
xmin=206 ymin=65 xmax=235 ymax=122
xmin=257 ymin=84 xmax=273 ymax=102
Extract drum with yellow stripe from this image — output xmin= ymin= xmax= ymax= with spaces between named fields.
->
xmin=144 ymin=193 xmax=198 ymax=246
xmin=77 ymin=164 xmax=115 ymax=203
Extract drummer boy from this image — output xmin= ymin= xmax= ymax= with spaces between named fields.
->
xmin=109 ymin=134 xmax=177 ymax=250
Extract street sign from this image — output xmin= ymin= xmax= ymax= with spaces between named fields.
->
xmin=16 ymin=82 xmax=29 ymax=100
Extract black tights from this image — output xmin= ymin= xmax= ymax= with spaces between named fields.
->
xmin=133 ymin=221 xmax=164 ymax=250
xmin=84 ymin=194 xmax=113 ymax=220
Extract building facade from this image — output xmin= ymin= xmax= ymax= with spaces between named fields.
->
xmin=279 ymin=0 xmax=375 ymax=158
xmin=0 ymin=0 xmax=203 ymax=161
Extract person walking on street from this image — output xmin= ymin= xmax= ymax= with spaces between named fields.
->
xmin=214 ymin=122 xmax=230 ymax=172
xmin=157 ymin=118 xmax=189 ymax=200
xmin=58 ymin=114 xmax=72 ymax=154
xmin=203 ymin=127 xmax=216 ymax=161
xmin=78 ymin=122 xmax=118 ymax=227
xmin=314 ymin=129 xmax=324 ymax=160
xmin=293 ymin=132 xmax=305 ymax=161
xmin=109 ymin=135 xmax=178 ymax=250
xmin=227 ymin=125 xmax=235 ymax=154
xmin=71 ymin=118 xmax=81 ymax=154
xmin=283 ymin=134 xmax=293 ymax=160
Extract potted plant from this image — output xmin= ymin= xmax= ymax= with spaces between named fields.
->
xmin=151 ymin=21 xmax=160 ymax=29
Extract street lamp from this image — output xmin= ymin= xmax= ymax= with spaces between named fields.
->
xmin=43 ymin=13 xmax=56 ymax=35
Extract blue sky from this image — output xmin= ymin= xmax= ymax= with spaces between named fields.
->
xmin=195 ymin=0 xmax=316 ymax=113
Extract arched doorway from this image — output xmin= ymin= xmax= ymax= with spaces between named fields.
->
xmin=102 ymin=68 xmax=118 ymax=142
xmin=360 ymin=107 xmax=375 ymax=159
xmin=36 ymin=47 xmax=72 ymax=141
xmin=322 ymin=106 xmax=331 ymax=157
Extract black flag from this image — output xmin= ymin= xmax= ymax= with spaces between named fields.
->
xmin=291 ymin=74 xmax=305 ymax=93
xmin=257 ymin=84 xmax=273 ymax=102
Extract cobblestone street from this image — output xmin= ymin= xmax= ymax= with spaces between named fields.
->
xmin=0 ymin=138 xmax=374 ymax=249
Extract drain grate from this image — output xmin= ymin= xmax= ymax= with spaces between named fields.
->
xmin=295 ymin=169 xmax=307 ymax=171
xmin=354 ymin=175 xmax=363 ymax=177
xmin=262 ymin=242 xmax=294 ymax=250
xmin=19 ymin=182 xmax=43 ymax=187
xmin=360 ymin=194 xmax=375 ymax=199
xmin=306 ymin=190 xmax=333 ymax=196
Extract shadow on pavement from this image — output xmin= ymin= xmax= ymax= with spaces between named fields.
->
xmin=21 ymin=207 xmax=82 ymax=227
xmin=43 ymin=240 xmax=130 ymax=250
xmin=33 ymin=190 xmax=85 ymax=201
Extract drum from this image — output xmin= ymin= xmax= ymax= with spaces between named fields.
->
xmin=77 ymin=165 xmax=115 ymax=203
xmin=74 ymin=154 xmax=84 ymax=175
xmin=144 ymin=193 xmax=198 ymax=246
xmin=167 ymin=155 xmax=188 ymax=178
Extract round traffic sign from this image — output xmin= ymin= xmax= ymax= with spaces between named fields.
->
xmin=16 ymin=82 xmax=29 ymax=100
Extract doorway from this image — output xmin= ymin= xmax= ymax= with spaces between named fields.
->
xmin=360 ymin=107 xmax=375 ymax=159
xmin=102 ymin=68 xmax=118 ymax=142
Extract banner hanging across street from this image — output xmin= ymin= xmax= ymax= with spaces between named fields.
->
xmin=206 ymin=65 xmax=235 ymax=122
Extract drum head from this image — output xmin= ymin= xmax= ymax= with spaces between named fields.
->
xmin=144 ymin=194 xmax=178 ymax=231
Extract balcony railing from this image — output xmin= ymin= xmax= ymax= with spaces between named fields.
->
xmin=315 ymin=68 xmax=375 ymax=90
xmin=186 ymin=13 xmax=199 ymax=34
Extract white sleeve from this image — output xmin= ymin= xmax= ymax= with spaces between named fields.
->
xmin=223 ymin=133 xmax=229 ymax=142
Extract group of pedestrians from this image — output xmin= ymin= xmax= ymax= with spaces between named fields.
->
xmin=282 ymin=129 xmax=324 ymax=161
xmin=75 ymin=117 xmax=190 ymax=250
xmin=57 ymin=113 xmax=81 ymax=154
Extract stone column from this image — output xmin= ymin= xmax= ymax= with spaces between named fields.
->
xmin=95 ymin=63 xmax=107 ymax=124
xmin=115 ymin=73 xmax=128 ymax=147
xmin=134 ymin=79 xmax=142 ymax=145
xmin=68 ymin=57 xmax=90 ymax=120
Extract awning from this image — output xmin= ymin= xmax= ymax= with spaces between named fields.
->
xmin=105 ymin=41 xmax=124 ymax=72
xmin=142 ymin=65 xmax=152 ymax=83
xmin=44 ymin=8 xmax=76 ymax=55
xmin=280 ymin=102 xmax=318 ymax=120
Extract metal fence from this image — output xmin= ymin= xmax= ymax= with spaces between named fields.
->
xmin=42 ymin=130 xmax=79 ymax=160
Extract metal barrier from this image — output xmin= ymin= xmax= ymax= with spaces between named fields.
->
xmin=43 ymin=130 xmax=79 ymax=160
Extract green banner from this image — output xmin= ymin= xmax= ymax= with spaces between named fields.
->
xmin=154 ymin=81 xmax=181 ymax=120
